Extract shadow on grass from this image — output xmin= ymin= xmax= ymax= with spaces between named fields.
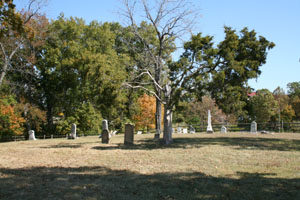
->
xmin=92 ymin=137 xmax=300 ymax=152
xmin=0 ymin=166 xmax=299 ymax=200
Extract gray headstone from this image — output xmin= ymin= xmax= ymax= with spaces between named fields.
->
xmin=177 ymin=127 xmax=182 ymax=134
xmin=251 ymin=121 xmax=257 ymax=133
xmin=137 ymin=131 xmax=142 ymax=135
xmin=124 ymin=124 xmax=134 ymax=145
xmin=28 ymin=130 xmax=37 ymax=140
xmin=102 ymin=129 xmax=109 ymax=143
xmin=221 ymin=126 xmax=227 ymax=133
xmin=207 ymin=110 xmax=214 ymax=133
xmin=69 ymin=123 xmax=76 ymax=139
xmin=183 ymin=128 xmax=188 ymax=134
xmin=189 ymin=126 xmax=196 ymax=134
xmin=102 ymin=120 xmax=108 ymax=131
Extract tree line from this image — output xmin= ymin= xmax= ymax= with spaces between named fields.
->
xmin=1 ymin=0 xmax=298 ymax=143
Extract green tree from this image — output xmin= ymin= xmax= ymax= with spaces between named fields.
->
xmin=36 ymin=16 xmax=128 ymax=133
xmin=249 ymin=89 xmax=278 ymax=123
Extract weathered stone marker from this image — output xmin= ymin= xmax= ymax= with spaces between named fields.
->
xmin=251 ymin=121 xmax=257 ymax=133
xmin=221 ymin=126 xmax=227 ymax=133
xmin=102 ymin=129 xmax=109 ymax=143
xmin=69 ymin=123 xmax=76 ymax=139
xmin=28 ymin=130 xmax=37 ymax=140
xmin=177 ymin=127 xmax=182 ymax=134
xmin=124 ymin=124 xmax=134 ymax=145
xmin=102 ymin=119 xmax=109 ymax=143
xmin=206 ymin=110 xmax=214 ymax=133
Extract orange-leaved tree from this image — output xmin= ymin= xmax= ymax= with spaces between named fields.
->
xmin=0 ymin=96 xmax=25 ymax=138
xmin=134 ymin=94 xmax=163 ymax=132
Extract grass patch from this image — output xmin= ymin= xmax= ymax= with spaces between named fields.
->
xmin=0 ymin=133 xmax=300 ymax=199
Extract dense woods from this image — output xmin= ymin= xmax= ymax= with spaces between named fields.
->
xmin=1 ymin=0 xmax=299 ymax=141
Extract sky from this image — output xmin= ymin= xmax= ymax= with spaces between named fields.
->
xmin=15 ymin=0 xmax=300 ymax=92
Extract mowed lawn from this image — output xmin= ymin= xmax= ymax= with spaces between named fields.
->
xmin=0 ymin=133 xmax=300 ymax=200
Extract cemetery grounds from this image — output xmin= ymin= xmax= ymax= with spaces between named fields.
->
xmin=0 ymin=132 xmax=299 ymax=199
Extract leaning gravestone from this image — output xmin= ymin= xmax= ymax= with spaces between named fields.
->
xmin=206 ymin=110 xmax=214 ymax=133
xmin=69 ymin=123 xmax=76 ymax=139
xmin=251 ymin=121 xmax=257 ymax=133
xmin=102 ymin=119 xmax=109 ymax=143
xmin=221 ymin=126 xmax=227 ymax=133
xmin=28 ymin=130 xmax=37 ymax=140
xmin=124 ymin=124 xmax=134 ymax=145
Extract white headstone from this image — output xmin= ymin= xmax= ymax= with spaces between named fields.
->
xmin=251 ymin=121 xmax=257 ymax=133
xmin=137 ymin=131 xmax=142 ymax=135
xmin=28 ymin=130 xmax=37 ymax=140
xmin=220 ymin=126 xmax=227 ymax=133
xmin=69 ymin=123 xmax=76 ymax=139
xmin=183 ymin=128 xmax=188 ymax=134
xmin=206 ymin=110 xmax=214 ymax=133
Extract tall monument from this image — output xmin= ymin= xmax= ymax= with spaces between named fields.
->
xmin=206 ymin=110 xmax=213 ymax=133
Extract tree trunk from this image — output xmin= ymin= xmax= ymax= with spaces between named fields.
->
xmin=163 ymin=105 xmax=173 ymax=145
xmin=154 ymin=97 xmax=162 ymax=140
xmin=0 ymin=62 xmax=8 ymax=86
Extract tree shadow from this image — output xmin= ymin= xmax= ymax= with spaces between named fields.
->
xmin=0 ymin=166 xmax=299 ymax=200
xmin=92 ymin=137 xmax=300 ymax=152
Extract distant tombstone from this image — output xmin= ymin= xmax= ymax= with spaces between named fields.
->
xmin=221 ymin=126 xmax=227 ymax=133
xmin=28 ymin=130 xmax=37 ymax=140
xmin=137 ymin=131 xmax=142 ymax=135
xmin=183 ymin=128 xmax=188 ymax=134
xmin=189 ymin=126 xmax=196 ymax=134
xmin=102 ymin=129 xmax=109 ymax=143
xmin=172 ymin=128 xmax=175 ymax=134
xmin=112 ymin=130 xmax=117 ymax=135
xmin=69 ymin=123 xmax=76 ymax=139
xmin=251 ymin=121 xmax=257 ymax=133
xmin=177 ymin=127 xmax=182 ymax=134
xmin=206 ymin=110 xmax=214 ymax=133
xmin=124 ymin=124 xmax=134 ymax=145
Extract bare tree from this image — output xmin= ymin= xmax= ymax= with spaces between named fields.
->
xmin=0 ymin=0 xmax=47 ymax=86
xmin=121 ymin=0 xmax=198 ymax=143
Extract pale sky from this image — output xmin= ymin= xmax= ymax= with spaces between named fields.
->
xmin=16 ymin=0 xmax=300 ymax=92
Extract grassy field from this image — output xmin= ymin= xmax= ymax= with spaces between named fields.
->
xmin=0 ymin=132 xmax=300 ymax=200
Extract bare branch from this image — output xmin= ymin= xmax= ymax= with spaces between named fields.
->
xmin=123 ymin=83 xmax=166 ymax=104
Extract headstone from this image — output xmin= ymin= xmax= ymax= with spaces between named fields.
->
xmin=124 ymin=124 xmax=134 ymax=145
xmin=220 ymin=126 xmax=227 ymax=133
xmin=189 ymin=126 xmax=196 ymax=134
xmin=28 ymin=130 xmax=37 ymax=140
xmin=172 ymin=128 xmax=175 ymax=134
xmin=69 ymin=123 xmax=76 ymax=139
xmin=101 ymin=119 xmax=109 ymax=143
xmin=251 ymin=121 xmax=257 ymax=133
xmin=183 ymin=128 xmax=188 ymax=134
xmin=102 ymin=129 xmax=109 ymax=143
xmin=177 ymin=127 xmax=182 ymax=134
xmin=206 ymin=110 xmax=214 ymax=133
xmin=112 ymin=130 xmax=117 ymax=135
xmin=137 ymin=131 xmax=142 ymax=135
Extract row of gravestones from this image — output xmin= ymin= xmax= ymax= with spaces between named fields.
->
xmin=27 ymin=119 xmax=260 ymax=141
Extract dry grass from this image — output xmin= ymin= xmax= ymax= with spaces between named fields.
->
xmin=0 ymin=132 xmax=300 ymax=199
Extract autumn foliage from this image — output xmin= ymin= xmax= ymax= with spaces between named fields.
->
xmin=0 ymin=97 xmax=25 ymax=136
xmin=134 ymin=94 xmax=162 ymax=131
